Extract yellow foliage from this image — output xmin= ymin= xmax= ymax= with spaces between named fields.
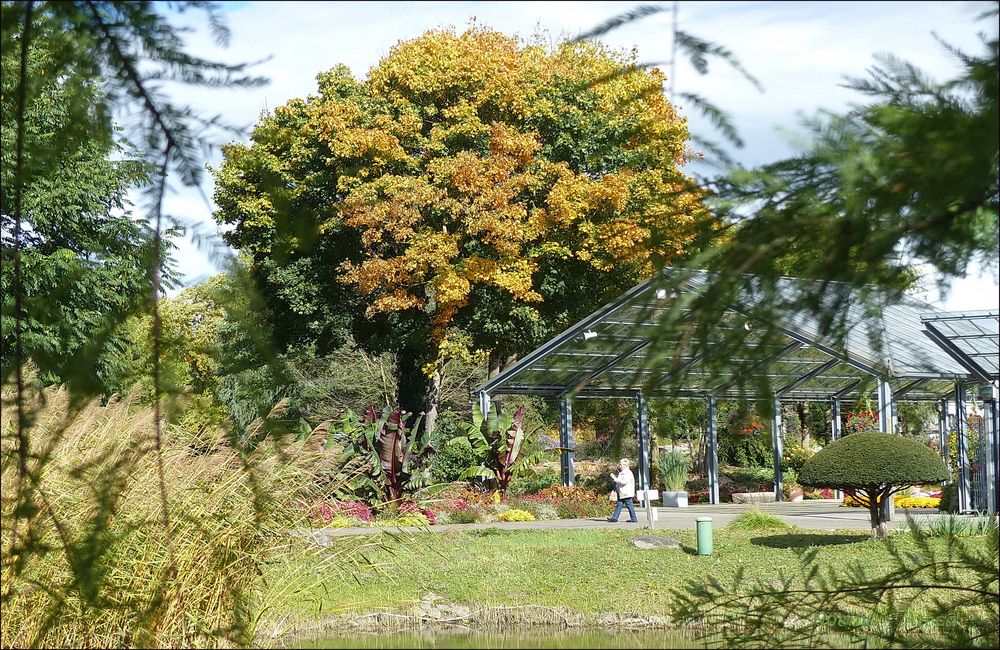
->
xmin=214 ymin=26 xmax=710 ymax=364
xmin=842 ymin=494 xmax=941 ymax=509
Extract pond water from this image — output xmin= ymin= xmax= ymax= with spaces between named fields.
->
xmin=292 ymin=628 xmax=704 ymax=649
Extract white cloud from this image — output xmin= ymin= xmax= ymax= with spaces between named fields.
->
xmin=153 ymin=0 xmax=998 ymax=306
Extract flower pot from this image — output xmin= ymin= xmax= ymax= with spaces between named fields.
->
xmin=661 ymin=490 xmax=688 ymax=508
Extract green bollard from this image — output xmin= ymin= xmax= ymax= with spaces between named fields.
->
xmin=696 ymin=517 xmax=713 ymax=556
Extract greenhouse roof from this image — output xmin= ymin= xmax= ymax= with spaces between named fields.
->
xmin=921 ymin=311 xmax=1000 ymax=382
xmin=478 ymin=269 xmax=974 ymax=402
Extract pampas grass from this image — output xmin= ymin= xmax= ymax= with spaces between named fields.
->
xmin=1 ymin=384 xmax=334 ymax=648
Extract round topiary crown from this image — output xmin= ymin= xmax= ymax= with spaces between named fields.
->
xmin=798 ymin=432 xmax=948 ymax=489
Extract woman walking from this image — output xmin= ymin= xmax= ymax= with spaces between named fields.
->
xmin=607 ymin=458 xmax=638 ymax=523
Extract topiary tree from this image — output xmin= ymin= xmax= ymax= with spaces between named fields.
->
xmin=799 ymin=433 xmax=948 ymax=539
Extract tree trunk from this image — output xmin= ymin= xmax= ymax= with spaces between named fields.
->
xmin=423 ymin=363 xmax=443 ymax=439
xmin=796 ymin=402 xmax=808 ymax=445
xmin=865 ymin=487 xmax=891 ymax=540
xmin=396 ymin=346 xmax=431 ymax=426
xmin=486 ymin=351 xmax=517 ymax=410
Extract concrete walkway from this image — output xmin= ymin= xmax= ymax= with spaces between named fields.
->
xmin=302 ymin=500 xmax=958 ymax=541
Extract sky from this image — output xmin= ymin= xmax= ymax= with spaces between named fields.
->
xmin=156 ymin=0 xmax=999 ymax=310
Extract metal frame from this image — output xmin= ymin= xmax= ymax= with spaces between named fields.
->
xmin=473 ymin=270 xmax=993 ymax=518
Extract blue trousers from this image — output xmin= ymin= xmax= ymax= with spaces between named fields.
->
xmin=610 ymin=497 xmax=638 ymax=522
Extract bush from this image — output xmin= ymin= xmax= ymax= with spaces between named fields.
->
xmin=727 ymin=509 xmax=791 ymax=531
xmin=801 ymin=434 xmax=948 ymax=488
xmin=507 ymin=469 xmax=561 ymax=496
xmin=443 ymin=508 xmax=477 ymax=524
xmin=498 ymin=508 xmax=536 ymax=522
xmin=718 ymin=430 xmax=771 ymax=467
xmin=939 ymin=483 xmax=959 ymax=513
xmin=801 ymin=433 xmax=947 ymax=539
xmin=431 ymin=434 xmax=477 ymax=483
xmin=782 ymin=444 xmax=815 ymax=472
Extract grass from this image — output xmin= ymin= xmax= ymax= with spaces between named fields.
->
xmin=726 ymin=509 xmax=791 ymax=530
xmin=273 ymin=525 xmax=992 ymax=623
xmin=0 ymin=386 xmax=336 ymax=648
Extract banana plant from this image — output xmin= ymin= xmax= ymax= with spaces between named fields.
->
xmin=338 ymin=405 xmax=432 ymax=503
xmin=459 ymin=404 xmax=541 ymax=497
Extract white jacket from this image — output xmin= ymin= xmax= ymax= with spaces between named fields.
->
xmin=613 ymin=467 xmax=636 ymax=499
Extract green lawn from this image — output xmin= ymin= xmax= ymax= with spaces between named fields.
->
xmin=269 ymin=526 xmax=990 ymax=621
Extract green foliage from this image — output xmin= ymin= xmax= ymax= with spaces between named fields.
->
xmin=459 ymin=404 xmax=545 ymax=496
xmin=507 ymin=469 xmax=561 ymax=497
xmin=726 ymin=509 xmax=791 ymax=531
xmin=337 ymin=406 xmax=433 ymax=503
xmin=0 ymin=21 xmax=158 ymax=395
xmin=939 ymin=483 xmax=960 ymax=514
xmin=718 ymin=429 xmax=770 ymax=468
xmin=432 ymin=436 xmax=477 ymax=483
xmin=658 ymin=449 xmax=689 ymax=491
xmin=919 ymin=513 xmax=997 ymax=539
xmin=671 ymin=519 xmax=999 ymax=648
xmin=801 ymin=432 xmax=948 ymax=539
xmin=800 ymin=433 xmax=948 ymax=490
xmin=211 ymin=27 xmax=710 ymax=420
xmin=781 ymin=444 xmax=815 ymax=473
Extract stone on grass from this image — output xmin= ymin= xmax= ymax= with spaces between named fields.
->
xmin=632 ymin=536 xmax=682 ymax=550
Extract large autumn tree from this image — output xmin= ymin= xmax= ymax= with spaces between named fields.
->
xmin=213 ymin=27 xmax=709 ymax=431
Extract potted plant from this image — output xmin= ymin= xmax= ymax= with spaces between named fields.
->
xmin=658 ymin=449 xmax=689 ymax=508
xmin=784 ymin=479 xmax=805 ymax=502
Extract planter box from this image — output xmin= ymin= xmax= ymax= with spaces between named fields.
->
xmin=732 ymin=491 xmax=776 ymax=504
xmin=661 ymin=491 xmax=689 ymax=508
xmin=635 ymin=489 xmax=659 ymax=507
xmin=786 ymin=487 xmax=804 ymax=502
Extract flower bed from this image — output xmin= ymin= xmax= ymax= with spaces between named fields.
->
xmin=842 ymin=493 xmax=941 ymax=509
xmin=309 ymin=486 xmax=612 ymax=528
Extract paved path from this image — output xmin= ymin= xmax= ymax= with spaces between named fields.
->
xmin=302 ymin=501 xmax=961 ymax=541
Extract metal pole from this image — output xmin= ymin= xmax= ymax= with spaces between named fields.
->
xmin=956 ymin=383 xmax=971 ymax=513
xmin=706 ymin=395 xmax=719 ymax=505
xmin=772 ymin=398 xmax=783 ymax=502
xmin=478 ymin=391 xmax=491 ymax=421
xmin=558 ymin=395 xmax=574 ymax=487
xmin=938 ymin=398 xmax=950 ymax=481
xmin=831 ymin=397 xmax=842 ymax=500
xmin=938 ymin=398 xmax=949 ymax=457
xmin=991 ymin=395 xmax=999 ymax=515
xmin=984 ymin=392 xmax=998 ymax=515
xmin=878 ymin=379 xmax=895 ymax=434
xmin=636 ymin=392 xmax=654 ymax=529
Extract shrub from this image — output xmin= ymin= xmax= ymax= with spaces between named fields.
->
xmin=507 ymin=469 xmax=561 ymax=496
xmin=727 ymin=509 xmax=791 ymax=530
xmin=843 ymin=494 xmax=941 ymax=509
xmin=658 ymin=449 xmax=690 ymax=491
xmin=444 ymin=508 xmax=477 ymax=524
xmin=333 ymin=500 xmax=374 ymax=522
xmin=895 ymin=496 xmax=941 ymax=509
xmin=718 ymin=430 xmax=771 ymax=467
xmin=498 ymin=508 xmax=536 ymax=522
xmin=782 ymin=444 xmax=815 ymax=472
xmin=800 ymin=433 xmax=948 ymax=539
xmin=372 ymin=512 xmax=431 ymax=527
xmin=431 ymin=436 xmax=477 ymax=483
xmin=532 ymin=503 xmax=560 ymax=521
xmin=939 ymin=483 xmax=959 ymax=513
